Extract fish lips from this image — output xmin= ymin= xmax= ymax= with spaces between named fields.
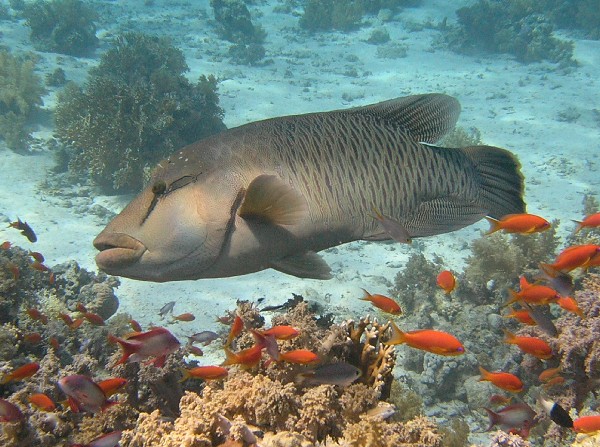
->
xmin=94 ymin=233 xmax=146 ymax=271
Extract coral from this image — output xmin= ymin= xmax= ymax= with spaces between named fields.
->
xmin=443 ymin=0 xmax=577 ymax=66
xmin=392 ymin=252 xmax=442 ymax=314
xmin=45 ymin=68 xmax=66 ymax=87
xmin=0 ymin=50 xmax=45 ymax=151
xmin=210 ymin=0 xmax=265 ymax=44
xmin=439 ymin=126 xmax=482 ymax=148
xmin=484 ymin=430 xmax=531 ymax=447
xmin=571 ymin=431 xmax=600 ymax=447
xmin=550 ymin=274 xmax=600 ymax=410
xmin=54 ymin=33 xmax=226 ymax=193
xmin=387 ymin=380 xmax=423 ymax=422
xmin=23 ymin=0 xmax=98 ymax=56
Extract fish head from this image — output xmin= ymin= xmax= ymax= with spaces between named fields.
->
xmin=94 ymin=150 xmax=243 ymax=282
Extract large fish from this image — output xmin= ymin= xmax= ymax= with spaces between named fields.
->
xmin=94 ymin=94 xmax=525 ymax=281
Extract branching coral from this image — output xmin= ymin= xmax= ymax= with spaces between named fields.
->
xmin=23 ymin=0 xmax=98 ymax=56
xmin=0 ymin=50 xmax=45 ymax=151
xmin=54 ymin=33 xmax=225 ymax=193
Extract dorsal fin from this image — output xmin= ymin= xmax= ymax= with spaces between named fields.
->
xmin=343 ymin=93 xmax=461 ymax=143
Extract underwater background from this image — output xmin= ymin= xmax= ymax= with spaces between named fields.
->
xmin=0 ymin=0 xmax=599 ymax=446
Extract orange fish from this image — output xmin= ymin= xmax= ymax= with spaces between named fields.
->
xmin=359 ymin=289 xmax=402 ymax=315
xmin=542 ymin=376 xmax=565 ymax=388
xmin=503 ymin=330 xmax=553 ymax=360
xmin=129 ymin=319 xmax=142 ymax=332
xmin=49 ymin=337 xmax=60 ymax=350
xmin=186 ymin=346 xmax=204 ymax=356
xmin=479 ymin=366 xmax=524 ymax=393
xmin=76 ymin=302 xmax=88 ymax=313
xmin=506 ymin=277 xmax=559 ymax=306
xmin=59 ymin=313 xmax=83 ymax=330
xmin=278 ymin=349 xmax=319 ymax=365
xmin=7 ymin=263 xmax=19 ymax=280
xmin=26 ymin=307 xmax=48 ymax=325
xmin=573 ymin=212 xmax=600 ymax=233
xmin=28 ymin=251 xmax=45 ymax=263
xmin=387 ymin=321 xmax=465 ymax=356
xmin=436 ymin=270 xmax=456 ymax=294
xmin=97 ymin=378 xmax=127 ymax=397
xmin=225 ymin=315 xmax=244 ymax=347
xmin=1 ymin=362 xmax=40 ymax=384
xmin=23 ymin=332 xmax=43 ymax=344
xmin=0 ymin=241 xmax=11 ymax=250
xmin=544 ymin=244 xmax=600 ymax=272
xmin=556 ymin=296 xmax=584 ymax=317
xmin=171 ymin=313 xmax=194 ymax=322
xmin=49 ymin=272 xmax=56 ymax=285
xmin=486 ymin=213 xmax=550 ymax=235
xmin=83 ymin=312 xmax=105 ymax=326
xmin=28 ymin=393 xmax=56 ymax=412
xmin=30 ymin=261 xmax=50 ymax=272
xmin=179 ymin=366 xmax=228 ymax=382
xmin=573 ymin=415 xmax=600 ymax=434
xmin=259 ymin=325 xmax=299 ymax=340
xmin=538 ymin=366 xmax=561 ymax=383
xmin=222 ymin=343 xmax=263 ymax=368
xmin=503 ymin=307 xmax=536 ymax=326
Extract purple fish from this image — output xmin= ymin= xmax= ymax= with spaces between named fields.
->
xmin=485 ymin=402 xmax=536 ymax=437
xmin=109 ymin=326 xmax=180 ymax=368
xmin=0 ymin=398 xmax=24 ymax=422
xmin=58 ymin=375 xmax=111 ymax=413
xmin=70 ymin=431 xmax=122 ymax=447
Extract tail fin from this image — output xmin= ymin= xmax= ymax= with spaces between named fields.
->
xmin=463 ymin=146 xmax=525 ymax=219
xmin=484 ymin=408 xmax=500 ymax=431
xmin=386 ymin=320 xmax=406 ymax=346
xmin=108 ymin=335 xmax=137 ymax=365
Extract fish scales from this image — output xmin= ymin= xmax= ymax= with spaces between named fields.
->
xmin=94 ymin=93 xmax=525 ymax=281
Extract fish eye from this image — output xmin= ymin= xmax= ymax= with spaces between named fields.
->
xmin=152 ymin=180 xmax=167 ymax=195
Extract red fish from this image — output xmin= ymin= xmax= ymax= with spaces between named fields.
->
xmin=1 ymin=362 xmax=40 ymax=384
xmin=129 ymin=319 xmax=142 ymax=332
xmin=0 ymin=398 xmax=24 ymax=422
xmin=489 ymin=394 xmax=512 ymax=406
xmin=543 ymin=376 xmax=565 ymax=388
xmin=108 ymin=327 xmax=180 ymax=368
xmin=173 ymin=312 xmax=195 ymax=322
xmin=222 ymin=343 xmax=264 ymax=368
xmin=69 ymin=430 xmax=122 ymax=447
xmin=58 ymin=375 xmax=113 ymax=414
xmin=23 ymin=332 xmax=43 ymax=344
xmin=179 ymin=366 xmax=228 ymax=382
xmin=0 ymin=241 xmax=11 ymax=250
xmin=543 ymin=244 xmax=600 ymax=272
xmin=506 ymin=276 xmax=559 ymax=306
xmin=97 ymin=378 xmax=127 ymax=397
xmin=28 ymin=251 xmax=45 ymax=263
xmin=538 ymin=366 xmax=561 ymax=383
xmin=479 ymin=366 xmax=524 ymax=393
xmin=360 ymin=289 xmax=402 ymax=315
xmin=387 ymin=321 xmax=464 ymax=356
xmin=503 ymin=330 xmax=553 ymax=360
xmin=573 ymin=212 xmax=600 ymax=233
xmin=573 ymin=415 xmax=600 ymax=434
xmin=279 ymin=349 xmax=319 ymax=365
xmin=556 ymin=296 xmax=584 ymax=317
xmin=83 ymin=312 xmax=105 ymax=326
xmin=26 ymin=307 xmax=48 ymax=324
xmin=259 ymin=325 xmax=299 ymax=340
xmin=484 ymin=403 xmax=536 ymax=437
xmin=28 ymin=393 xmax=56 ymax=412
xmin=9 ymin=218 xmax=37 ymax=242
xmin=186 ymin=346 xmax=204 ymax=356
xmin=486 ymin=213 xmax=550 ymax=234
xmin=7 ymin=263 xmax=19 ymax=280
xmin=225 ymin=315 xmax=244 ymax=347
xmin=503 ymin=307 xmax=536 ymax=326
xmin=436 ymin=270 xmax=456 ymax=294
xmin=30 ymin=261 xmax=50 ymax=272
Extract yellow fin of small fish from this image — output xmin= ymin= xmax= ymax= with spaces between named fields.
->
xmin=270 ymin=251 xmax=332 ymax=280
xmin=238 ymin=174 xmax=307 ymax=225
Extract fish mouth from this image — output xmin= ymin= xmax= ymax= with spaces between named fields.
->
xmin=93 ymin=233 xmax=146 ymax=271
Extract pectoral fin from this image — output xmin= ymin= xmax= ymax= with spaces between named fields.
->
xmin=238 ymin=175 xmax=307 ymax=225
xmin=270 ymin=251 xmax=332 ymax=280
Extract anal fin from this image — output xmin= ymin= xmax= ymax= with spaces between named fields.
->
xmin=270 ymin=251 xmax=332 ymax=280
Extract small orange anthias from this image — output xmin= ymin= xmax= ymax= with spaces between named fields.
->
xmin=506 ymin=276 xmax=559 ymax=306
xmin=436 ymin=270 xmax=456 ymax=294
xmin=503 ymin=329 xmax=553 ymax=360
xmin=28 ymin=393 xmax=56 ymax=412
xmin=359 ymin=288 xmax=402 ymax=315
xmin=573 ymin=212 xmax=600 ymax=233
xmin=485 ymin=213 xmax=550 ymax=235
xmin=479 ymin=366 xmax=524 ymax=393
xmin=179 ymin=366 xmax=228 ymax=382
xmin=1 ymin=362 xmax=40 ymax=384
xmin=386 ymin=321 xmax=465 ymax=356
xmin=542 ymin=244 xmax=600 ymax=272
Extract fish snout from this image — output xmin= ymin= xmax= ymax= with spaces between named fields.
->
xmin=94 ymin=232 xmax=146 ymax=270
